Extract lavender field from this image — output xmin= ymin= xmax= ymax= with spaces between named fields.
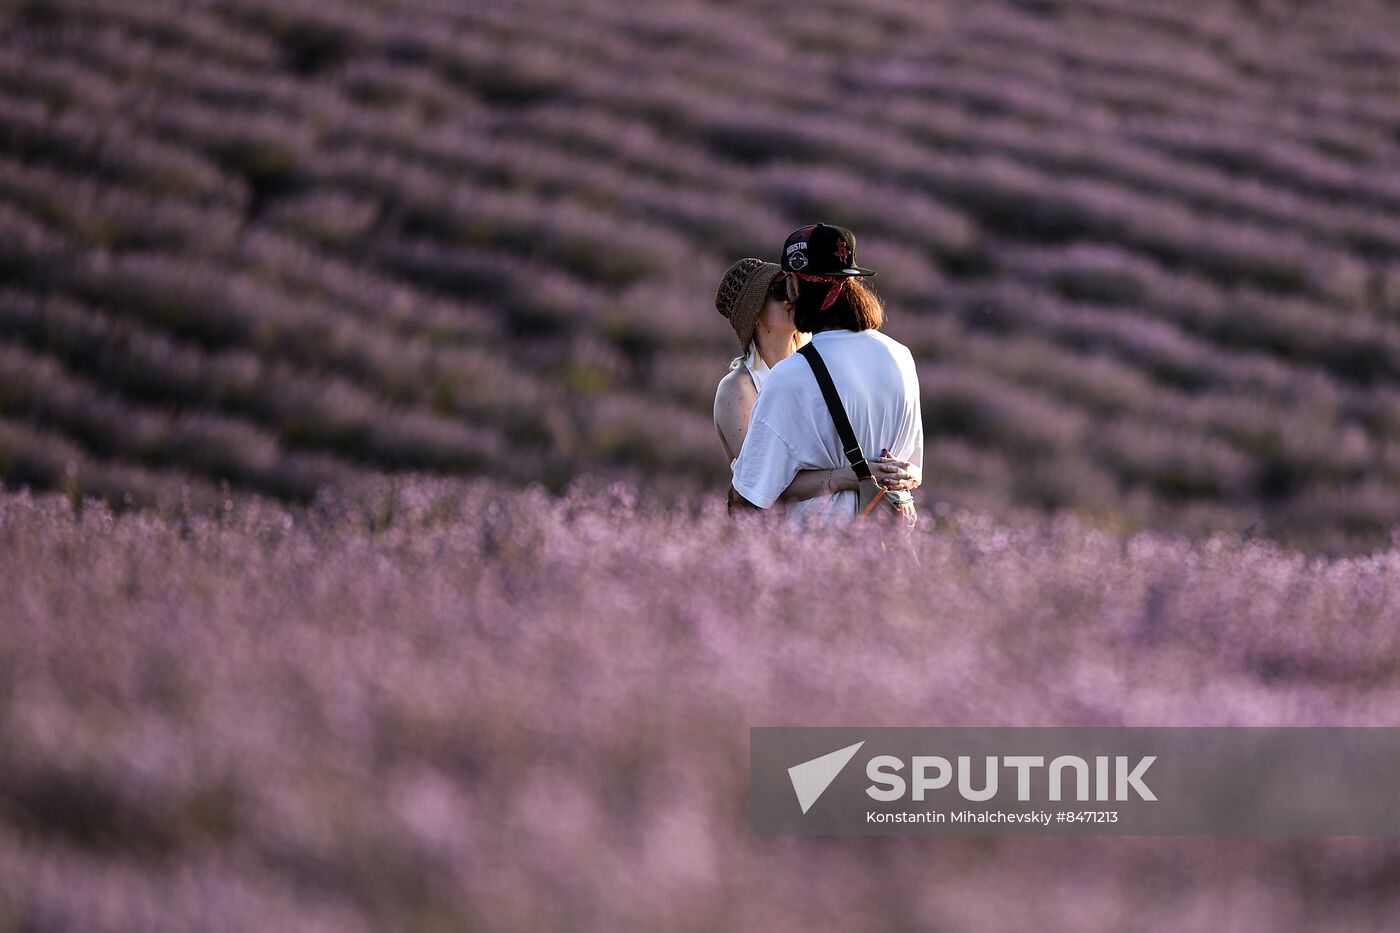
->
xmin=2 ymin=0 xmax=1400 ymax=547
xmin=7 ymin=0 xmax=1400 ymax=928
xmin=4 ymin=481 xmax=1400 ymax=932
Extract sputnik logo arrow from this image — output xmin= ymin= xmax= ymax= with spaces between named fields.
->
xmin=788 ymin=741 xmax=865 ymax=814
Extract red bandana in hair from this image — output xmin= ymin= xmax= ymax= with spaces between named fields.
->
xmin=792 ymin=272 xmax=848 ymax=310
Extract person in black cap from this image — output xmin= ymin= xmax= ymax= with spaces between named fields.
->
xmin=712 ymin=256 xmax=915 ymax=507
xmin=730 ymin=223 xmax=923 ymax=526
xmin=779 ymin=223 xmax=882 ymax=330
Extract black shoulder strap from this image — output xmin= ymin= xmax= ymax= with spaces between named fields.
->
xmin=798 ymin=342 xmax=872 ymax=481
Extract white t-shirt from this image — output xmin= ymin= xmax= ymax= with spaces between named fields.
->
xmin=731 ymin=328 xmax=923 ymax=526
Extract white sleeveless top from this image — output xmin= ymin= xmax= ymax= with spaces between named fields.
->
xmin=728 ymin=337 xmax=808 ymax=468
xmin=742 ymin=341 xmax=772 ymax=394
xmin=727 ymin=342 xmax=770 ymax=469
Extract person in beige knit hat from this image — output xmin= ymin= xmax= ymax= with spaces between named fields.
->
xmin=713 ymin=257 xmax=914 ymax=507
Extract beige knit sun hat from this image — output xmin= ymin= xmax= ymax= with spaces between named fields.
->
xmin=715 ymin=258 xmax=782 ymax=351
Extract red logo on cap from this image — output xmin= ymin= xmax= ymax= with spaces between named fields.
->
xmin=835 ymin=240 xmax=851 ymax=263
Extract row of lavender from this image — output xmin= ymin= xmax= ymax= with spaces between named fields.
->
xmin=4 ymin=0 xmax=1400 ymax=547
xmin=4 ymin=481 xmax=1400 ymax=930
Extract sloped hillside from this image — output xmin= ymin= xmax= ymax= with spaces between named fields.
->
xmin=3 ymin=0 xmax=1400 ymax=549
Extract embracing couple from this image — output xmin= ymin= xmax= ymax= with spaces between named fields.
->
xmin=713 ymin=223 xmax=924 ymax=530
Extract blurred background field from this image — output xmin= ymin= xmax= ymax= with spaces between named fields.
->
xmin=7 ymin=2 xmax=1400 ymax=929
xmin=3 ymin=0 xmax=1400 ymax=550
xmin=5 ymin=481 xmax=1400 ymax=932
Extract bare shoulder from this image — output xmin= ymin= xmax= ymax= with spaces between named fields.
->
xmin=713 ymin=366 xmax=757 ymax=462
xmin=714 ymin=365 xmax=756 ymax=409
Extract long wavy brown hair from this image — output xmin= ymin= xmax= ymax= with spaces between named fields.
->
xmin=786 ymin=275 xmax=885 ymax=334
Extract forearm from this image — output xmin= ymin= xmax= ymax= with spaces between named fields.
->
xmin=728 ymin=485 xmax=762 ymax=511
xmin=779 ymin=467 xmax=858 ymax=502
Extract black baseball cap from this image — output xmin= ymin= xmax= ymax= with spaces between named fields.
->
xmin=780 ymin=223 xmax=876 ymax=277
